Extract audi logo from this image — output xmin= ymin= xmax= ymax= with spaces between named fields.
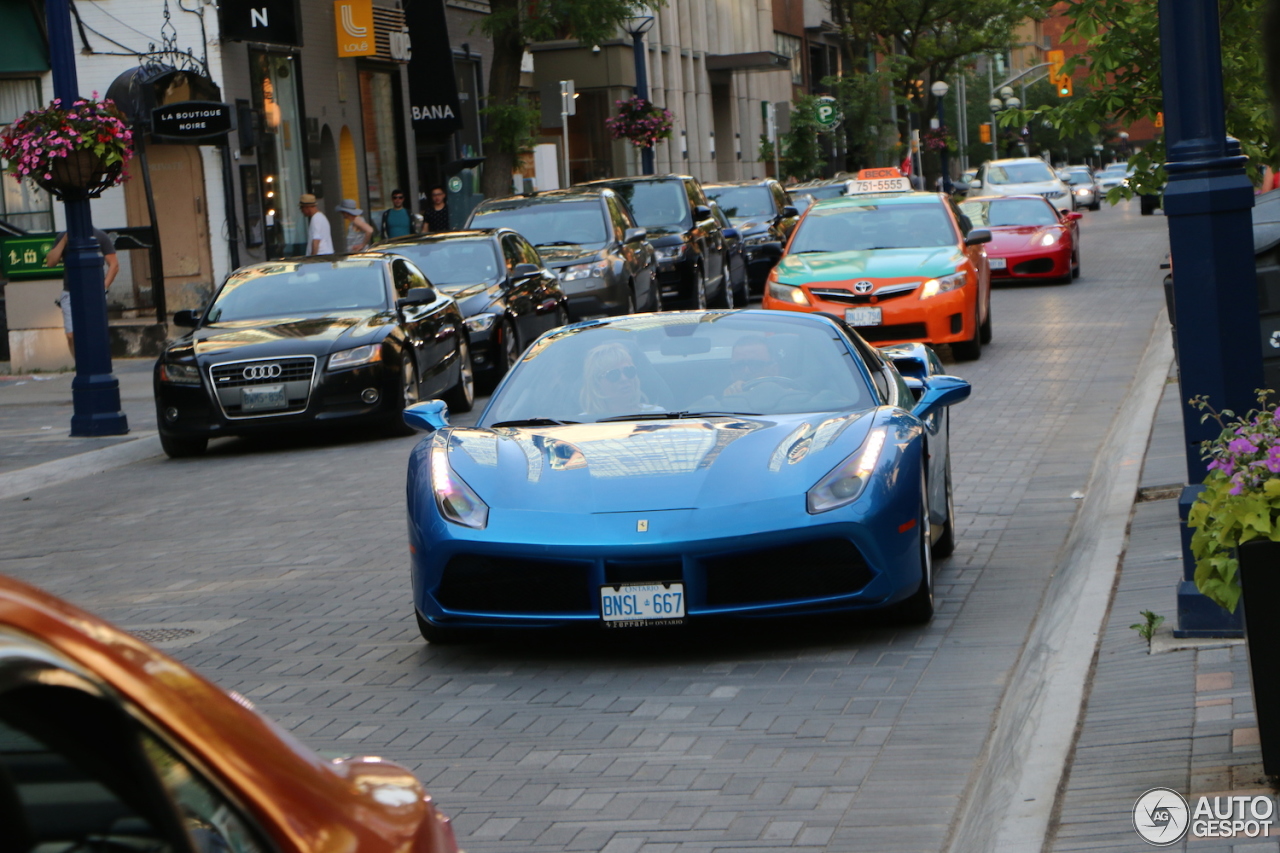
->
xmin=242 ymin=363 xmax=283 ymax=380
xmin=853 ymin=281 xmax=874 ymax=294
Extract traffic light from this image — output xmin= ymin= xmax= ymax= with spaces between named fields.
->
xmin=979 ymin=123 xmax=992 ymax=144
xmin=1057 ymin=76 xmax=1073 ymax=97
xmin=1047 ymin=50 xmax=1065 ymax=80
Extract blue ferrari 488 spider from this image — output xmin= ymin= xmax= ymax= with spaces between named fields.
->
xmin=404 ymin=310 xmax=970 ymax=642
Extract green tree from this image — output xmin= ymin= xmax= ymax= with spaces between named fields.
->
xmin=477 ymin=0 xmax=651 ymax=200
xmin=782 ymin=96 xmax=828 ymax=181
xmin=1009 ymin=0 xmax=1275 ymax=201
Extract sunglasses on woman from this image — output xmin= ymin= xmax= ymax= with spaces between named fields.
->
xmin=600 ymin=365 xmax=637 ymax=384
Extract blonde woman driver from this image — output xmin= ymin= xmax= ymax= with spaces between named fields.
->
xmin=579 ymin=342 xmax=662 ymax=419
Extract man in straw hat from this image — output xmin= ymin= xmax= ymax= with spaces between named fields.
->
xmin=299 ymin=193 xmax=334 ymax=256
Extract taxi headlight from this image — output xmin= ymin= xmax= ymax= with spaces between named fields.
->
xmin=807 ymin=427 xmax=887 ymax=513
xmin=767 ymin=280 xmax=811 ymax=305
xmin=920 ymin=271 xmax=966 ymax=299
xmin=159 ymin=361 xmax=201 ymax=386
xmin=559 ymin=260 xmax=608 ymax=281
xmin=431 ymin=442 xmax=489 ymax=529
xmin=328 ymin=344 xmax=382 ymax=371
xmin=1039 ymin=231 xmax=1060 ymax=247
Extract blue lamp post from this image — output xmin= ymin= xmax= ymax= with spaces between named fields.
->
xmin=623 ymin=14 xmax=656 ymax=176
xmin=1159 ymin=0 xmax=1259 ymax=636
xmin=45 ymin=0 xmax=128 ymax=437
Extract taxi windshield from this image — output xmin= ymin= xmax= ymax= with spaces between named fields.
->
xmin=788 ymin=204 xmax=956 ymax=252
xmin=986 ymin=162 xmax=1057 ymax=184
xmin=206 ymin=261 xmax=388 ymax=322
xmin=482 ymin=314 xmax=872 ymax=425
xmin=959 ymin=198 xmax=1059 ymax=227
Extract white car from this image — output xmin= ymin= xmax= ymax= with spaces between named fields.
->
xmin=1095 ymin=163 xmax=1133 ymax=191
xmin=972 ymin=157 xmax=1074 ymax=211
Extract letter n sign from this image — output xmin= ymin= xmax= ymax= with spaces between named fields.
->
xmin=220 ymin=0 xmax=303 ymax=47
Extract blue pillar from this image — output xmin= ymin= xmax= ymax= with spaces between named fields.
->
xmin=631 ymin=32 xmax=655 ymax=176
xmin=1159 ymin=0 xmax=1255 ymax=636
xmin=45 ymin=0 xmax=128 ymax=437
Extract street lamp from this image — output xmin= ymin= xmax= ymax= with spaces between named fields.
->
xmin=1093 ymin=141 xmax=1104 ymax=169
xmin=930 ymin=80 xmax=952 ymax=193
xmin=622 ymin=13 xmax=656 ymax=175
xmin=1117 ymin=130 xmax=1130 ymax=159
xmin=988 ymin=90 xmax=1021 ymax=159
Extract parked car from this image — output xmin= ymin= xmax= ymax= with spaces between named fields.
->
xmin=954 ymin=168 xmax=978 ymax=196
xmin=579 ymin=175 xmax=732 ymax=309
xmin=0 ymin=574 xmax=459 ymax=851
xmin=401 ymin=309 xmax=970 ymax=641
xmin=466 ymin=188 xmax=658 ymax=317
xmin=372 ymin=229 xmax=570 ymax=384
xmin=703 ymin=178 xmax=799 ymax=294
xmin=154 ymin=254 xmax=474 ymax=458
xmin=708 ymin=201 xmax=750 ymax=304
xmin=959 ymin=195 xmax=1082 ymax=283
xmin=1060 ymin=168 xmax=1101 ymax=210
xmin=972 ymin=157 xmax=1073 ymax=210
xmin=1095 ymin=162 xmax=1133 ymax=192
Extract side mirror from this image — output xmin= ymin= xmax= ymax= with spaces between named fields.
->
xmin=623 ymin=226 xmax=647 ymax=244
xmin=403 ymin=399 xmax=450 ymax=432
xmin=1066 ymin=211 xmax=1083 ymax=221
xmin=969 ymin=179 xmax=982 ymax=189
xmin=964 ymin=229 xmax=992 ymax=246
xmin=396 ymin=286 xmax=435 ymax=309
xmin=172 ymin=310 xmax=200 ymax=328
xmin=902 ymin=375 xmax=926 ymax=402
xmin=511 ymin=262 xmax=541 ymax=279
xmin=781 ymin=205 xmax=799 ymax=218
xmin=693 ymin=204 xmax=712 ymax=221
xmin=910 ymin=374 xmax=971 ymax=420
xmin=756 ymin=241 xmax=783 ymax=259
xmin=723 ymin=227 xmax=739 ymax=240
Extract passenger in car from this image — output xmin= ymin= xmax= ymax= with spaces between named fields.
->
xmin=579 ymin=342 xmax=661 ymax=418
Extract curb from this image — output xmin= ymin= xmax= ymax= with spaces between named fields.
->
xmin=0 ymin=433 xmax=164 ymax=502
xmin=944 ymin=305 xmax=1176 ymax=853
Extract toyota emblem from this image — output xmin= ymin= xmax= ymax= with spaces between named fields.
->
xmin=853 ymin=281 xmax=874 ymax=294
xmin=242 ymin=363 xmax=283 ymax=381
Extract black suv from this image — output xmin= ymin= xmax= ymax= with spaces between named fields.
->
xmin=466 ymin=188 xmax=658 ymax=318
xmin=704 ymin=178 xmax=800 ymax=294
xmin=580 ymin=175 xmax=731 ymax=309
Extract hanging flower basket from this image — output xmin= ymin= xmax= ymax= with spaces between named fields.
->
xmin=921 ymin=127 xmax=957 ymax=154
xmin=605 ymin=97 xmax=674 ymax=149
xmin=0 ymin=95 xmax=133 ymax=201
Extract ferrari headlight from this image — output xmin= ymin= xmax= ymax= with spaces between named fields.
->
xmin=464 ymin=313 xmax=498 ymax=333
xmin=1038 ymin=231 xmax=1060 ymax=247
xmin=807 ymin=427 xmax=887 ymax=513
xmin=920 ymin=271 xmax=966 ymax=299
xmin=159 ymin=361 xmax=201 ymax=386
xmin=431 ymin=442 xmax=489 ymax=529
xmin=767 ymin=280 xmax=811 ymax=305
xmin=654 ymin=244 xmax=685 ymax=261
xmin=559 ymin=260 xmax=608 ymax=281
xmin=328 ymin=344 xmax=382 ymax=371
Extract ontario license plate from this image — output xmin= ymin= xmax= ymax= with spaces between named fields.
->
xmin=600 ymin=582 xmax=685 ymax=625
xmin=241 ymin=384 xmax=288 ymax=411
xmin=845 ymin=307 xmax=883 ymax=326
xmin=989 ymin=258 xmax=1007 ymax=270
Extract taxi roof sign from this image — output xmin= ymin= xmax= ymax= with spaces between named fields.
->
xmin=850 ymin=167 xmax=911 ymax=195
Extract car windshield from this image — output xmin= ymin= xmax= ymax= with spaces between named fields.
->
xmin=382 ymin=238 xmax=502 ymax=287
xmin=986 ymin=162 xmax=1057 ymax=184
xmin=470 ymin=202 xmax=608 ymax=247
xmin=788 ymin=203 xmax=957 ymax=252
xmin=802 ymin=184 xmax=848 ymax=200
xmin=704 ymin=186 xmax=773 ymax=220
xmin=598 ymin=181 xmax=691 ymax=229
xmin=1064 ymin=171 xmax=1093 ymax=185
xmin=205 ymin=260 xmax=387 ymax=322
xmin=481 ymin=313 xmax=872 ymax=425
xmin=960 ymin=198 xmax=1059 ymax=227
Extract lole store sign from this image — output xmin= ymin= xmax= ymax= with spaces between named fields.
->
xmin=335 ymin=0 xmax=376 ymax=57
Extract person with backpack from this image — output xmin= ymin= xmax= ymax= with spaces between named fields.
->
xmin=379 ymin=189 xmax=422 ymax=239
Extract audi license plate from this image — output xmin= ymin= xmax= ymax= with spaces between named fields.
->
xmin=989 ymin=258 xmax=1007 ymax=270
xmin=600 ymin=582 xmax=685 ymax=626
xmin=845 ymin=307 xmax=883 ymax=326
xmin=241 ymin=384 xmax=287 ymax=411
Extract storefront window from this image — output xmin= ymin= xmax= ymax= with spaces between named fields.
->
xmin=359 ymin=68 xmax=405 ymax=214
xmin=0 ymin=79 xmax=52 ymax=232
xmin=250 ymin=51 xmax=308 ymax=257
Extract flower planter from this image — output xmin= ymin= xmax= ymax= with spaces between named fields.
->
xmin=2 ymin=97 xmax=132 ymax=201
xmin=1237 ymin=537 xmax=1280 ymax=776
xmin=34 ymin=149 xmax=122 ymax=201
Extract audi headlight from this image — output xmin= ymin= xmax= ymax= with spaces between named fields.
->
xmin=807 ymin=427 xmax=887 ymax=513
xmin=327 ymin=344 xmax=383 ymax=371
xmin=920 ymin=271 xmax=967 ymax=299
xmin=767 ymin=280 xmax=811 ymax=305
xmin=1038 ymin=231 xmax=1060 ymax=247
xmin=743 ymin=234 xmax=772 ymax=247
xmin=654 ymin=244 xmax=685 ymax=261
xmin=559 ymin=260 xmax=608 ymax=281
xmin=431 ymin=441 xmax=489 ymax=529
xmin=464 ymin=313 xmax=498 ymax=333
xmin=159 ymin=361 xmax=202 ymax=386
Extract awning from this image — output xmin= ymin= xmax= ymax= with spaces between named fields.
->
xmin=705 ymin=52 xmax=791 ymax=73
xmin=0 ymin=2 xmax=48 ymax=73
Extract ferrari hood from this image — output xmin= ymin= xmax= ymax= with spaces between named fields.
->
xmin=442 ymin=412 xmax=876 ymax=513
xmin=774 ymin=247 xmax=963 ymax=285
xmin=987 ymin=225 xmax=1060 ymax=252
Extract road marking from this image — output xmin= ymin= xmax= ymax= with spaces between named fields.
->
xmin=0 ymin=434 xmax=163 ymax=502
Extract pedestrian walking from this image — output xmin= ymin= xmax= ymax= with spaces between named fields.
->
xmin=336 ymin=199 xmax=374 ymax=252
xmin=421 ymin=185 xmax=450 ymax=233
xmin=379 ymin=189 xmax=422 ymax=240
xmin=299 ymin=194 xmax=334 ymax=255
xmin=44 ymin=229 xmax=118 ymax=355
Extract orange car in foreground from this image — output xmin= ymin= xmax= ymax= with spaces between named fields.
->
xmin=0 ymin=574 xmax=458 ymax=852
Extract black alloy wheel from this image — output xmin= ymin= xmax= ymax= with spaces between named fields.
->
xmin=931 ymin=451 xmax=956 ymax=559
xmin=897 ymin=467 xmax=935 ymax=624
xmin=692 ymin=266 xmax=708 ymax=310
xmin=712 ymin=254 xmax=735 ymax=308
xmin=500 ymin=318 xmax=521 ymax=372
xmin=554 ymin=304 xmax=571 ymax=327
xmin=442 ymin=332 xmax=475 ymax=413
xmin=385 ymin=354 xmax=421 ymax=436
xmin=951 ymin=304 xmax=983 ymax=361
xmin=159 ymin=431 xmax=208 ymax=459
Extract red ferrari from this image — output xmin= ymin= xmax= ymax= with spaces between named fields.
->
xmin=959 ymin=195 xmax=1081 ymax=284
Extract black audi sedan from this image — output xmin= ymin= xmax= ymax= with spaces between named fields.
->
xmin=579 ymin=175 xmax=731 ymax=309
xmin=372 ymin=229 xmax=571 ymax=384
xmin=465 ymin=188 xmax=658 ymax=318
xmin=153 ymin=254 xmax=474 ymax=458
xmin=704 ymin=178 xmax=799 ymax=294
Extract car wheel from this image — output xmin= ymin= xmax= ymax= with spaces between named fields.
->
xmin=555 ymin=304 xmax=571 ymax=327
xmin=979 ymin=295 xmax=993 ymax=344
xmin=159 ymin=431 xmax=207 ymax=459
xmin=416 ymin=610 xmax=472 ymax=645
xmin=442 ymin=332 xmax=475 ymax=413
xmin=951 ymin=304 xmax=982 ymax=361
xmin=1090 ymin=200 xmax=1101 ymax=211
xmin=931 ymin=454 xmax=956 ymax=559
xmin=1072 ymin=254 xmax=1081 ymax=279
xmin=713 ymin=268 xmax=735 ymax=308
xmin=500 ymin=318 xmax=521 ymax=373
xmin=897 ymin=469 xmax=935 ymax=624
xmin=626 ymin=284 xmax=637 ymax=315
xmin=692 ymin=266 xmax=708 ymax=310
xmin=384 ymin=354 xmax=421 ymax=436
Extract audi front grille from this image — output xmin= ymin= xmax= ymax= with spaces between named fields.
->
xmin=209 ymin=356 xmax=316 ymax=419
